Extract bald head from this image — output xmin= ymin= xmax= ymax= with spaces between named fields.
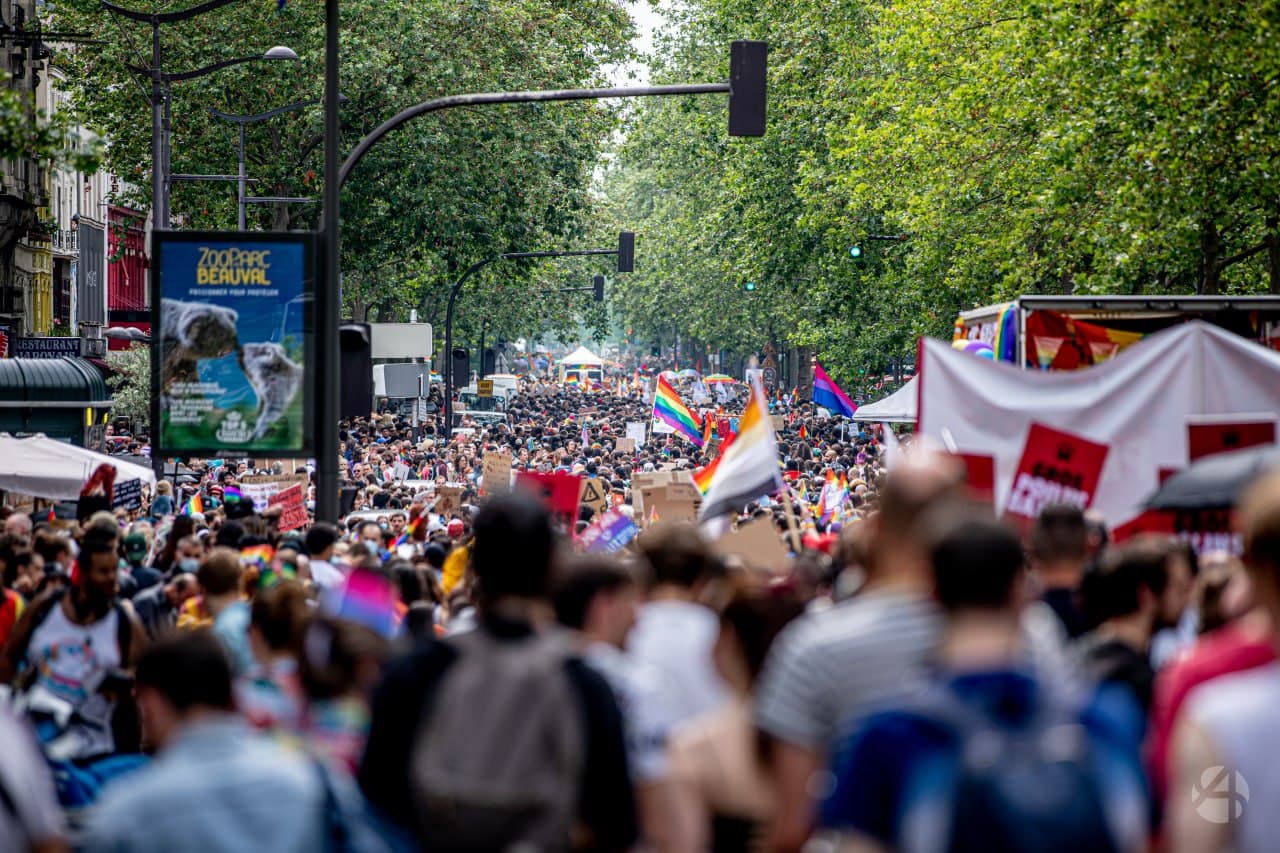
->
xmin=4 ymin=513 xmax=31 ymax=539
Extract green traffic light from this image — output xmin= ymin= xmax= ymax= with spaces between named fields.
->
xmin=744 ymin=281 xmax=756 ymax=291
xmin=849 ymin=245 xmax=863 ymax=258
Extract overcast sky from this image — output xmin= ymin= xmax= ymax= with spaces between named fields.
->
xmin=608 ymin=1 xmax=665 ymax=86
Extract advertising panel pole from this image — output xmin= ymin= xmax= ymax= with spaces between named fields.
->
xmin=316 ymin=0 xmax=342 ymax=523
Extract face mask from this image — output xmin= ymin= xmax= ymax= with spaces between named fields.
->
xmin=179 ymin=558 xmax=201 ymax=573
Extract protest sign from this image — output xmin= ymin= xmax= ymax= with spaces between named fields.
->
xmin=578 ymin=477 xmax=611 ymax=518
xmin=578 ymin=508 xmax=639 ymax=553
xmin=240 ymin=473 xmax=309 ymax=512
xmin=952 ymin=452 xmax=996 ymax=503
xmin=515 ymin=471 xmax=583 ymax=520
xmin=112 ymin=478 xmax=143 ymax=511
xmin=642 ymin=482 xmax=702 ymax=524
xmin=1004 ymin=423 xmax=1109 ymax=522
xmin=434 ymin=485 xmax=465 ymax=518
xmin=713 ymin=516 xmax=789 ymax=571
xmin=769 ymin=415 xmax=785 ymax=432
xmin=625 ymin=422 xmax=647 ymax=445
xmin=615 ymin=437 xmax=636 ymax=454
xmin=1187 ymin=417 xmax=1276 ymax=462
xmin=152 ymin=232 xmax=314 ymax=457
xmin=267 ymin=483 xmax=308 ymax=532
xmin=482 ymin=452 xmax=513 ymax=497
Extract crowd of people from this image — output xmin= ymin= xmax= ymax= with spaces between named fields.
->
xmin=0 ymin=375 xmax=1275 ymax=852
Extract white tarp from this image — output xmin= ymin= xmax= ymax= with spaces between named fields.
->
xmin=0 ymin=434 xmax=157 ymax=500
xmin=558 ymin=346 xmax=603 ymax=365
xmin=918 ymin=321 xmax=1280 ymax=527
xmin=852 ymin=377 xmax=918 ymax=423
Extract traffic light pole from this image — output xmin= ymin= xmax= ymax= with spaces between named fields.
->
xmin=317 ymin=30 xmax=767 ymax=522
xmin=442 ymin=247 xmax=618 ymax=437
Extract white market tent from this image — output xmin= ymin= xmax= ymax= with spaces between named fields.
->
xmin=558 ymin=346 xmax=603 ymax=366
xmin=851 ymin=376 xmax=918 ymax=423
xmin=0 ymin=434 xmax=157 ymax=500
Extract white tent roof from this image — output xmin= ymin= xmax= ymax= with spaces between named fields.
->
xmin=0 ymin=434 xmax=157 ymax=500
xmin=852 ymin=377 xmax=918 ymax=423
xmin=559 ymin=346 xmax=602 ymax=365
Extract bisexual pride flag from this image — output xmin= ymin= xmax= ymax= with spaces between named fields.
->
xmin=812 ymin=363 xmax=857 ymax=418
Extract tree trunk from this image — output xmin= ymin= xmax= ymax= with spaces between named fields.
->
xmin=1268 ymin=216 xmax=1280 ymax=295
xmin=1199 ymin=218 xmax=1221 ymax=295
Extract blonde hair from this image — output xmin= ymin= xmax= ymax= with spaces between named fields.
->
xmin=156 ymin=481 xmax=173 ymax=496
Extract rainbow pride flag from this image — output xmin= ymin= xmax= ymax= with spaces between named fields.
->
xmin=652 ymin=375 xmax=704 ymax=447
xmin=182 ymin=493 xmax=203 ymax=516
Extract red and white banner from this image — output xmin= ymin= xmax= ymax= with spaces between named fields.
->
xmin=919 ymin=322 xmax=1280 ymax=528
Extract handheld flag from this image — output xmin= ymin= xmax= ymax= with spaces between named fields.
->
xmin=182 ymin=493 xmax=203 ymax=516
xmin=812 ymin=363 xmax=857 ymax=418
xmin=698 ymin=378 xmax=782 ymax=522
xmin=652 ymin=375 xmax=705 ymax=447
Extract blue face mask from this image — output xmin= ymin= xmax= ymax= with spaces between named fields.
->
xmin=179 ymin=558 xmax=201 ymax=573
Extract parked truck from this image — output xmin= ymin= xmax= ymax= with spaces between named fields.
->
xmin=954 ymin=295 xmax=1280 ymax=370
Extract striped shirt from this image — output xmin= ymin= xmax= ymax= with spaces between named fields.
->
xmin=754 ymin=589 xmax=942 ymax=752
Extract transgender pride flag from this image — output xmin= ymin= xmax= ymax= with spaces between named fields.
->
xmin=812 ymin=363 xmax=857 ymax=417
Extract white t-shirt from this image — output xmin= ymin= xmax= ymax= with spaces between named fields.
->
xmin=584 ymin=642 xmax=671 ymax=782
xmin=627 ymin=601 xmax=730 ymax=746
xmin=309 ymin=559 xmax=345 ymax=591
xmin=1185 ymin=661 xmax=1280 ymax=853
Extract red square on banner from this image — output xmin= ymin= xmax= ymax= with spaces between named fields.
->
xmin=952 ymin=453 xmax=996 ymax=503
xmin=1004 ymin=423 xmax=1110 ymax=522
xmin=1188 ymin=420 xmax=1276 ymax=462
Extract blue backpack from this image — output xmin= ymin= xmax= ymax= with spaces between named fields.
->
xmin=901 ymin=683 xmax=1133 ymax=853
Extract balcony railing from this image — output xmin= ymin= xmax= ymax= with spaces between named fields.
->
xmin=52 ymin=229 xmax=78 ymax=253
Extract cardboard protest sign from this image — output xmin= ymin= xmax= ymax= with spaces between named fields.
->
xmin=482 ymin=452 xmax=513 ymax=497
xmin=713 ymin=516 xmax=789 ymax=571
xmin=240 ymin=474 xmax=309 ymax=513
xmin=267 ymin=483 xmax=309 ymax=532
xmin=1004 ymin=423 xmax=1109 ymax=523
xmin=578 ymin=508 xmax=639 ymax=553
xmin=434 ymin=485 xmax=465 ymax=518
xmin=769 ymin=415 xmax=785 ymax=432
xmin=578 ymin=477 xmax=611 ymax=519
xmin=1187 ymin=418 xmax=1276 ymax=462
xmin=625 ymin=422 xmax=647 ymax=445
xmin=642 ymin=482 xmax=702 ymax=524
xmin=615 ymin=437 xmax=636 ymax=454
xmin=516 ymin=471 xmax=583 ymax=520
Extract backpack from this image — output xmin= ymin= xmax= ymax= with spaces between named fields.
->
xmin=409 ymin=628 xmax=584 ymax=853
xmin=904 ymin=682 xmax=1125 ymax=853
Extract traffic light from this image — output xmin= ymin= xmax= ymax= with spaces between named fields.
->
xmin=450 ymin=347 xmax=469 ymax=388
xmin=744 ymin=281 xmax=757 ymax=292
xmin=482 ymin=347 xmax=496 ymax=376
xmin=338 ymin=323 xmax=371 ymax=420
xmin=849 ymin=245 xmax=863 ymax=259
xmin=617 ymin=231 xmax=635 ymax=273
xmin=593 ymin=274 xmax=605 ymax=302
xmin=729 ymin=41 xmax=768 ymax=137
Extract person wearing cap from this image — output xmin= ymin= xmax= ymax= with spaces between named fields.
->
xmin=122 ymin=533 xmax=163 ymax=597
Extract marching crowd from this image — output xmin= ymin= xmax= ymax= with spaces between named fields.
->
xmin=0 ymin=377 xmax=1276 ymax=852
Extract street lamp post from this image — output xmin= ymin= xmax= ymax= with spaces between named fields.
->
xmin=105 ymin=0 xmax=297 ymax=230
xmin=441 ymin=245 xmax=626 ymax=434
xmin=207 ymin=99 xmax=330 ymax=229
